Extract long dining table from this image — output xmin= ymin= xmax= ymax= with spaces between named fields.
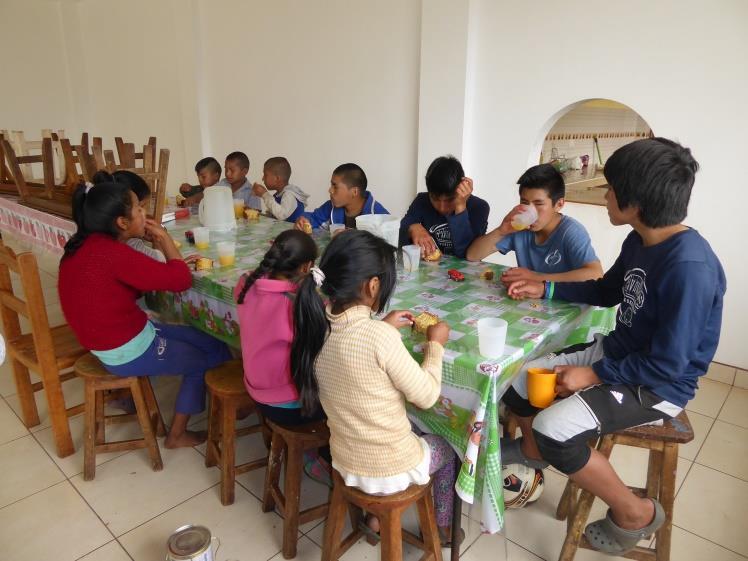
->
xmin=148 ymin=213 xmax=615 ymax=537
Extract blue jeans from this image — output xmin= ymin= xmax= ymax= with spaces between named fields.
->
xmin=105 ymin=323 xmax=231 ymax=415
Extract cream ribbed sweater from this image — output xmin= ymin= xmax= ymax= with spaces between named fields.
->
xmin=315 ymin=305 xmax=444 ymax=478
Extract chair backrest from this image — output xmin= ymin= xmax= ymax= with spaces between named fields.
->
xmin=0 ymin=133 xmax=16 ymax=187
xmin=2 ymin=137 xmax=56 ymax=199
xmin=1 ymin=129 xmax=67 ymax=183
xmin=0 ymin=242 xmax=56 ymax=369
xmin=115 ymin=136 xmax=156 ymax=169
xmin=58 ymin=137 xmax=96 ymax=188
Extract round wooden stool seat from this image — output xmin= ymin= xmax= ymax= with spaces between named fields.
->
xmin=266 ymin=419 xmax=329 ymax=444
xmin=205 ymin=359 xmax=247 ymax=397
xmin=334 ymin=470 xmax=431 ymax=507
xmin=74 ymin=353 xmax=119 ymax=381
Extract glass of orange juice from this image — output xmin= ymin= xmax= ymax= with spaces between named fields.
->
xmin=233 ymin=199 xmax=245 ymax=219
xmin=216 ymin=241 xmax=236 ymax=267
xmin=510 ymin=204 xmax=538 ymax=231
xmin=193 ymin=227 xmax=210 ymax=249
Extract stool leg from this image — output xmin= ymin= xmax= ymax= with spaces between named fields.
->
xmin=95 ymin=389 xmax=105 ymax=445
xmin=416 ymin=493 xmax=444 ymax=561
xmin=655 ymin=443 xmax=678 ymax=561
xmin=83 ymin=381 xmax=98 ymax=481
xmin=132 ymin=378 xmax=163 ymax=472
xmin=379 ymin=510 xmax=403 ymax=561
xmin=556 ymin=480 xmax=576 ymax=521
xmin=281 ymin=442 xmax=303 ymax=559
xmin=321 ymin=481 xmax=348 ymax=561
xmin=141 ymin=378 xmax=166 ymax=437
xmin=220 ymin=398 xmax=237 ymax=506
xmin=647 ymin=449 xmax=663 ymax=499
xmin=205 ymin=392 xmax=220 ymax=468
xmin=262 ymin=431 xmax=283 ymax=512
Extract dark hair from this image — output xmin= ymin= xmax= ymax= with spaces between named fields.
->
xmin=264 ymin=156 xmax=292 ymax=183
xmin=604 ymin=137 xmax=699 ymax=228
xmin=235 ymin=229 xmax=318 ymax=305
xmin=63 ymin=182 xmax=134 ymax=258
xmin=332 ymin=163 xmax=367 ymax=191
xmin=195 ymin=157 xmax=221 ymax=175
xmin=425 ymin=155 xmax=464 ymax=197
xmin=226 ymin=151 xmax=250 ymax=170
xmin=517 ymin=164 xmax=565 ymax=204
xmin=291 ymin=230 xmax=396 ymax=416
xmin=92 ymin=169 xmax=151 ymax=202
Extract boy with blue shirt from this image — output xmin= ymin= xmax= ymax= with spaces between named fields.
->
xmin=295 ymin=163 xmax=388 ymax=231
xmin=467 ymin=164 xmax=602 ymax=283
xmin=399 ymin=155 xmax=489 ymax=258
xmin=251 ymin=157 xmax=309 ymax=222
xmin=218 ymin=151 xmax=263 ymax=210
xmin=503 ymin=138 xmax=725 ymax=556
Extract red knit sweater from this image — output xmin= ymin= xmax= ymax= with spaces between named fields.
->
xmin=58 ymin=234 xmax=192 ymax=350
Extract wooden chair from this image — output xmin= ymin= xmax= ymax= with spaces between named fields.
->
xmin=555 ymin=411 xmax=694 ymax=561
xmin=0 ymin=242 xmax=86 ymax=457
xmin=204 ymin=360 xmax=269 ymax=505
xmin=74 ymin=353 xmax=166 ymax=481
xmin=1 ymin=129 xmax=68 ymax=186
xmin=262 ymin=419 xmax=331 ymax=559
xmin=322 ymin=470 xmax=443 ymax=561
xmin=2 ymin=137 xmax=77 ymax=218
xmin=0 ymin=132 xmax=19 ymax=193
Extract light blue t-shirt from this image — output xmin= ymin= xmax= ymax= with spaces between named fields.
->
xmin=496 ymin=215 xmax=597 ymax=273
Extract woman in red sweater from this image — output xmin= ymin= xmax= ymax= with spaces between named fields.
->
xmin=58 ymin=183 xmax=231 ymax=447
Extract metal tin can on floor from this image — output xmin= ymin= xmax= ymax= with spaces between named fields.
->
xmin=166 ymin=525 xmax=217 ymax=561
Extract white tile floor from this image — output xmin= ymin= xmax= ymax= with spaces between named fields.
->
xmin=1 ymin=236 xmax=747 ymax=561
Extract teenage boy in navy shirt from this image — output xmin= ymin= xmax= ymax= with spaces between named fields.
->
xmin=504 ymin=138 xmax=725 ymax=556
xmin=467 ymin=164 xmax=602 ymax=283
xmin=399 ymin=155 xmax=489 ymax=258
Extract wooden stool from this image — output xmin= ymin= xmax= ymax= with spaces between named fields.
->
xmin=262 ymin=419 xmax=330 ymax=559
xmin=322 ymin=470 xmax=443 ymax=561
xmin=556 ymin=411 xmax=694 ymax=561
xmin=204 ymin=360 xmax=269 ymax=505
xmin=74 ymin=353 xmax=166 ymax=481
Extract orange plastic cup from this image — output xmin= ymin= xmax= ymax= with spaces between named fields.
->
xmin=527 ymin=367 xmax=557 ymax=408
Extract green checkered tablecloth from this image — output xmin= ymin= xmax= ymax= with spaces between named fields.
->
xmin=148 ymin=215 xmax=615 ymax=534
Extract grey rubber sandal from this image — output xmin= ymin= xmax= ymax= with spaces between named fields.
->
xmin=584 ymin=499 xmax=665 ymax=555
xmin=500 ymin=437 xmax=549 ymax=469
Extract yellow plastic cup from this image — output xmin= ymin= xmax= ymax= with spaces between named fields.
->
xmin=527 ymin=367 xmax=557 ymax=408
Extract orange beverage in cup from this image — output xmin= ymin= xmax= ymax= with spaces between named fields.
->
xmin=216 ymin=241 xmax=236 ymax=267
xmin=233 ymin=199 xmax=245 ymax=219
xmin=527 ymin=367 xmax=557 ymax=408
xmin=218 ymin=255 xmax=235 ymax=267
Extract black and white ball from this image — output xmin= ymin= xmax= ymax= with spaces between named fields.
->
xmin=503 ymin=463 xmax=544 ymax=508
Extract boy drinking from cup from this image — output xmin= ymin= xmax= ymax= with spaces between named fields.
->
xmin=467 ymin=164 xmax=602 ymax=284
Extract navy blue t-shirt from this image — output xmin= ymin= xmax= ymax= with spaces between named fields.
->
xmin=555 ymin=228 xmax=726 ymax=407
xmin=399 ymin=193 xmax=489 ymax=257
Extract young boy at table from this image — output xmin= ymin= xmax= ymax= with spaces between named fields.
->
xmin=294 ymin=163 xmax=388 ymax=231
xmin=178 ymin=157 xmax=222 ymax=207
xmin=399 ymin=155 xmax=489 ymax=258
xmin=251 ymin=157 xmax=310 ymax=222
xmin=466 ymin=163 xmax=602 ymax=283
xmin=218 ymin=151 xmax=263 ymax=210
xmin=503 ymin=138 xmax=725 ymax=556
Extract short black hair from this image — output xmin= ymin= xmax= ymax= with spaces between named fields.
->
xmin=265 ymin=157 xmax=292 ymax=183
xmin=226 ymin=151 xmax=250 ymax=170
xmin=425 ymin=155 xmax=464 ymax=197
xmin=333 ymin=163 xmax=367 ymax=191
xmin=517 ymin=164 xmax=565 ymax=203
xmin=195 ymin=157 xmax=221 ymax=175
xmin=604 ymin=138 xmax=699 ymax=228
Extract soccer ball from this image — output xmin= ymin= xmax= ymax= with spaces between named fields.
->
xmin=503 ymin=463 xmax=544 ymax=508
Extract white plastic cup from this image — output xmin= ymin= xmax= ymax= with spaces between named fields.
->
xmin=216 ymin=241 xmax=236 ymax=267
xmin=477 ymin=317 xmax=508 ymax=358
xmin=402 ymin=244 xmax=421 ymax=272
xmin=510 ymin=205 xmax=538 ymax=231
xmin=193 ymin=227 xmax=210 ymax=249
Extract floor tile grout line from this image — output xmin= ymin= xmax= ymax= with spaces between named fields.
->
xmin=689 ymin=459 xmax=748 ymax=485
xmin=0 ymin=478 xmax=68 ymax=512
xmin=710 ymin=416 xmax=748 ymax=431
xmin=506 ymin=536 xmax=545 ymax=560
xmin=672 ymin=523 xmax=748 ymax=559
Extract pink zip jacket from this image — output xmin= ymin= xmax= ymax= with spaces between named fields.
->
xmin=234 ymin=276 xmax=299 ymax=405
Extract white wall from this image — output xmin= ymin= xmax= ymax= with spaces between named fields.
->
xmin=457 ymin=0 xmax=748 ymax=367
xmin=194 ymin=0 xmax=422 ymax=214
